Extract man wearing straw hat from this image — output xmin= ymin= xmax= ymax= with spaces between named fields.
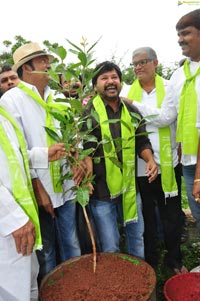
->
xmin=0 ymin=42 xmax=81 ymax=284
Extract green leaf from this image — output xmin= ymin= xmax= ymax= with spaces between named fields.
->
xmin=66 ymin=39 xmax=83 ymax=52
xmin=102 ymin=118 xmax=120 ymax=124
xmin=50 ymin=46 xmax=67 ymax=61
xmin=99 ymin=138 xmax=111 ymax=145
xmin=67 ymin=62 xmax=82 ymax=71
xmin=78 ymin=148 xmax=95 ymax=160
xmin=50 ymin=111 xmax=69 ymax=123
xmin=129 ymin=111 xmax=142 ymax=121
xmin=76 ymin=186 xmax=90 ymax=207
xmin=109 ymin=157 xmax=122 ymax=168
xmin=84 ymin=135 xmax=98 ymax=143
xmin=87 ymin=118 xmax=92 ymax=130
xmin=101 ymin=134 xmax=112 ymax=153
xmin=87 ymin=37 xmax=102 ymax=53
xmin=93 ymin=157 xmax=101 ymax=164
xmin=135 ymin=131 xmax=152 ymax=137
xmin=60 ymin=170 xmax=73 ymax=181
xmin=143 ymin=114 xmax=159 ymax=122
xmin=78 ymin=52 xmax=87 ymax=67
xmin=114 ymin=137 xmax=122 ymax=152
xmin=90 ymin=110 xmax=100 ymax=123
xmin=48 ymin=70 xmax=60 ymax=82
xmin=103 ymin=140 xmax=113 ymax=153
xmin=44 ymin=127 xmax=61 ymax=142
xmin=121 ymin=119 xmax=133 ymax=132
xmin=54 ymin=97 xmax=70 ymax=104
xmin=67 ymin=98 xmax=82 ymax=112
xmin=85 ymin=59 xmax=96 ymax=67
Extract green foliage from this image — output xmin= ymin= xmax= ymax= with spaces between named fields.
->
xmin=0 ymin=36 xmax=31 ymax=66
xmin=181 ymin=176 xmax=189 ymax=209
xmin=42 ymin=37 xmax=147 ymax=209
xmin=122 ymin=66 xmax=136 ymax=84
xmin=0 ymin=35 xmax=178 ymax=86
xmin=156 ymin=236 xmax=200 ymax=300
xmin=156 ymin=63 xmax=179 ymax=80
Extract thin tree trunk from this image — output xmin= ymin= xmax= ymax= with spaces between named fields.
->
xmin=82 ymin=206 xmax=97 ymax=273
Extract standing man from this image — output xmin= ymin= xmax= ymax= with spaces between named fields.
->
xmin=82 ymin=61 xmax=158 ymax=259
xmin=122 ymin=47 xmax=187 ymax=273
xmin=0 ymin=105 xmax=67 ymax=300
xmin=0 ymin=64 xmax=19 ymax=95
xmin=0 ymin=106 xmax=40 ymax=301
xmin=0 ymin=42 xmax=81 ymax=284
xmin=126 ymin=9 xmax=200 ymax=238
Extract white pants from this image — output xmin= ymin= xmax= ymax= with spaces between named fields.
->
xmin=0 ymin=234 xmax=39 ymax=301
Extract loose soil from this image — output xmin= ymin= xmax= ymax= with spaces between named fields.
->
xmin=39 ymin=253 xmax=156 ymax=301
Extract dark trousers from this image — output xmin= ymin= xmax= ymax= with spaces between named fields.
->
xmin=137 ymin=163 xmax=184 ymax=268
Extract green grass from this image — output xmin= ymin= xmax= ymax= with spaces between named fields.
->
xmin=181 ymin=176 xmax=189 ymax=209
xmin=156 ymin=239 xmax=200 ymax=300
xmin=156 ymin=177 xmax=200 ymax=300
xmin=120 ymin=176 xmax=200 ymax=300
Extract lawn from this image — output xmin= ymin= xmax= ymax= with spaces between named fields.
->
xmin=155 ymin=176 xmax=200 ymax=300
xmin=156 ymin=228 xmax=200 ymax=300
xmin=119 ymin=176 xmax=200 ymax=300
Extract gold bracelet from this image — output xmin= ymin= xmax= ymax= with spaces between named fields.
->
xmin=194 ymin=179 xmax=200 ymax=183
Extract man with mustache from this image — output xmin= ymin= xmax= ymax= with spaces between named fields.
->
xmin=0 ymin=42 xmax=82 ymax=284
xmin=82 ymin=61 xmax=158 ymax=259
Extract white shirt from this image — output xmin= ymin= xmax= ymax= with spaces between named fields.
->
xmin=121 ymin=79 xmax=178 ymax=176
xmin=0 ymin=82 xmax=75 ymax=208
xmin=122 ymin=61 xmax=200 ymax=166
xmin=0 ymin=114 xmax=47 ymax=236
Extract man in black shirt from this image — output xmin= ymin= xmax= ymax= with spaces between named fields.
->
xmin=82 ymin=61 xmax=158 ymax=258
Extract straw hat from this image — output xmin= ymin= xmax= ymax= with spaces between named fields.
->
xmin=12 ymin=42 xmax=55 ymax=72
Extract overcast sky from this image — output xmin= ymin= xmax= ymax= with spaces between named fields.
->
xmin=1 ymin=0 xmax=199 ymax=67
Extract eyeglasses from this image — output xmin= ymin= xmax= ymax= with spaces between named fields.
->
xmin=130 ymin=59 xmax=152 ymax=68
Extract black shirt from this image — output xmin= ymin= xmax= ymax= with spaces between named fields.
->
xmin=81 ymin=98 xmax=153 ymax=202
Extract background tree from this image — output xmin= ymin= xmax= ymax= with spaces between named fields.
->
xmin=0 ymin=35 xmax=178 ymax=84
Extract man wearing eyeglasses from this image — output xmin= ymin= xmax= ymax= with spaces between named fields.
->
xmin=121 ymin=47 xmax=187 ymax=274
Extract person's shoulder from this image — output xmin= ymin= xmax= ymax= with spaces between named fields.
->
xmin=123 ymin=99 xmax=141 ymax=115
xmin=167 ymin=66 xmax=185 ymax=89
xmin=170 ymin=65 xmax=184 ymax=80
xmin=0 ymin=86 xmax=20 ymax=100
xmin=120 ymin=83 xmax=131 ymax=97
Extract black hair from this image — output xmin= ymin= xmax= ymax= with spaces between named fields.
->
xmin=0 ymin=64 xmax=12 ymax=73
xmin=176 ymin=8 xmax=200 ymax=31
xmin=58 ymin=73 xmax=83 ymax=85
xmin=92 ymin=61 xmax=122 ymax=87
xmin=17 ymin=60 xmax=34 ymax=78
